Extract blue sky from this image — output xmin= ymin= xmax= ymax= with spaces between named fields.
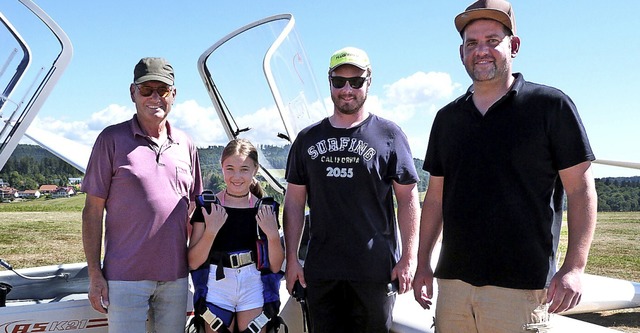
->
xmin=3 ymin=0 xmax=639 ymax=177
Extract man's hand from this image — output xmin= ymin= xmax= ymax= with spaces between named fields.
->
xmin=88 ymin=273 xmax=109 ymax=314
xmin=547 ymin=268 xmax=583 ymax=313
xmin=391 ymin=255 xmax=416 ymax=294
xmin=412 ymin=265 xmax=434 ymax=310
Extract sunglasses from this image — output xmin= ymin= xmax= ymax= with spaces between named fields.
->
xmin=136 ymin=84 xmax=173 ymax=98
xmin=329 ymin=76 xmax=368 ymax=89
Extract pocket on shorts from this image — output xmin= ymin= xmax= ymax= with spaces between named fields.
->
xmin=523 ymin=290 xmax=552 ymax=332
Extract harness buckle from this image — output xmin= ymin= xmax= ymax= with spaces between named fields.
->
xmin=210 ymin=317 xmax=224 ymax=332
xmin=247 ymin=313 xmax=269 ymax=333
xmin=202 ymin=308 xmax=224 ymax=331
xmin=229 ymin=251 xmax=253 ymax=268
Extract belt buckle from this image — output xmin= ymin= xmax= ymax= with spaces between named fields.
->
xmin=230 ymin=253 xmax=240 ymax=268
xmin=230 ymin=251 xmax=252 ymax=268
xmin=239 ymin=251 xmax=252 ymax=266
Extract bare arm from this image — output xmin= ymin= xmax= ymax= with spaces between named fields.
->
xmin=548 ymin=161 xmax=597 ymax=313
xmin=188 ymin=200 xmax=197 ymax=218
xmin=283 ymin=183 xmax=307 ymax=292
xmin=82 ymin=194 xmax=107 ymax=313
xmin=391 ymin=181 xmax=420 ymax=294
xmin=187 ymin=221 xmax=210 ymax=270
xmin=256 ymin=205 xmax=285 ymax=273
xmin=187 ymin=205 xmax=227 ymax=270
xmin=412 ymin=175 xmax=444 ymax=309
xmin=266 ymin=233 xmax=285 ymax=274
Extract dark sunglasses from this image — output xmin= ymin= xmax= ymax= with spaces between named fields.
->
xmin=329 ymin=76 xmax=368 ymax=89
xmin=136 ymin=84 xmax=173 ymax=98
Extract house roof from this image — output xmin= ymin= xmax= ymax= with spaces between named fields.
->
xmin=38 ymin=184 xmax=58 ymax=192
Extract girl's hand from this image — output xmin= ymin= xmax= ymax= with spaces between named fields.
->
xmin=256 ymin=205 xmax=279 ymax=239
xmin=203 ymin=204 xmax=227 ymax=235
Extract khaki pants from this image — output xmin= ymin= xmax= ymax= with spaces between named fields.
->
xmin=435 ymin=279 xmax=551 ymax=333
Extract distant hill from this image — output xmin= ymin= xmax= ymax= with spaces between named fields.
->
xmin=596 ymin=177 xmax=640 ymax=211
xmin=0 ymin=145 xmax=84 ymax=189
xmin=5 ymin=144 xmax=60 ymax=162
xmin=598 ymin=176 xmax=640 ymax=184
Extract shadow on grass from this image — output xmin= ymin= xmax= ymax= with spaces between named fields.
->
xmin=567 ymin=308 xmax=640 ymax=331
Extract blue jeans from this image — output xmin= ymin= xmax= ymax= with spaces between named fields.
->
xmin=107 ymin=278 xmax=188 ymax=333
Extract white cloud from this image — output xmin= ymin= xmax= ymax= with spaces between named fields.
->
xmin=367 ymin=95 xmax=416 ymax=123
xmin=29 ymin=116 xmax=95 ymax=147
xmin=233 ymin=105 xmax=290 ymax=145
xmin=86 ymin=104 xmax=133 ymax=131
xmin=375 ymin=72 xmax=459 ymax=158
xmin=168 ymin=100 xmax=227 ymax=147
xmin=367 ymin=71 xmax=459 ymax=125
xmin=383 ymin=71 xmax=459 ymax=106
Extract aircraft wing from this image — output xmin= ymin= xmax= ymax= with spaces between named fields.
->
xmin=23 ymin=125 xmax=91 ymax=173
xmin=594 ymin=159 xmax=640 ymax=171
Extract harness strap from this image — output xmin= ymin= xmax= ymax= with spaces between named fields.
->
xmin=210 ymin=250 xmax=256 ymax=268
xmin=216 ymin=258 xmax=225 ymax=281
xmin=300 ymin=300 xmax=311 ymax=332
xmin=201 ymin=310 xmax=279 ymax=333
xmin=267 ymin=316 xmax=289 ymax=333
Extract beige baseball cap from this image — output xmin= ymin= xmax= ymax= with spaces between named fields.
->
xmin=455 ymin=0 xmax=516 ymax=35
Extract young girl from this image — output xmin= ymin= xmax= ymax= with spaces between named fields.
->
xmin=188 ymin=139 xmax=284 ymax=333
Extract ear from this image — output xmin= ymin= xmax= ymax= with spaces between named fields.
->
xmin=129 ymin=84 xmax=136 ymax=103
xmin=510 ymin=36 xmax=521 ymax=58
xmin=459 ymin=44 xmax=464 ymax=63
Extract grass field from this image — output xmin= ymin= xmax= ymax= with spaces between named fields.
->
xmin=0 ymin=194 xmax=638 ymax=331
xmin=559 ymin=211 xmax=640 ymax=332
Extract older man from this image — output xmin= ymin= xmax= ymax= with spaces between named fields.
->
xmin=82 ymin=57 xmax=202 ymax=333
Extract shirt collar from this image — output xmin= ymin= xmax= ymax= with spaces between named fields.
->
xmin=130 ymin=114 xmax=177 ymax=144
xmin=462 ymin=73 xmax=524 ymax=105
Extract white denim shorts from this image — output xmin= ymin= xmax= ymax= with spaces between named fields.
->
xmin=205 ymin=264 xmax=264 ymax=312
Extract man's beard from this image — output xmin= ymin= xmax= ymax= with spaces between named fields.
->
xmin=332 ymin=94 xmax=366 ymax=115
xmin=468 ymin=57 xmax=510 ymax=82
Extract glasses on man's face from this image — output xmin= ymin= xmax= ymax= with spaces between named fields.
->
xmin=329 ymin=76 xmax=368 ymax=89
xmin=136 ymin=84 xmax=173 ymax=98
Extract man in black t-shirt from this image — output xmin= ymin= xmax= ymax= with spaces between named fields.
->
xmin=283 ymin=47 xmax=420 ymax=333
xmin=412 ymin=1 xmax=597 ymax=332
